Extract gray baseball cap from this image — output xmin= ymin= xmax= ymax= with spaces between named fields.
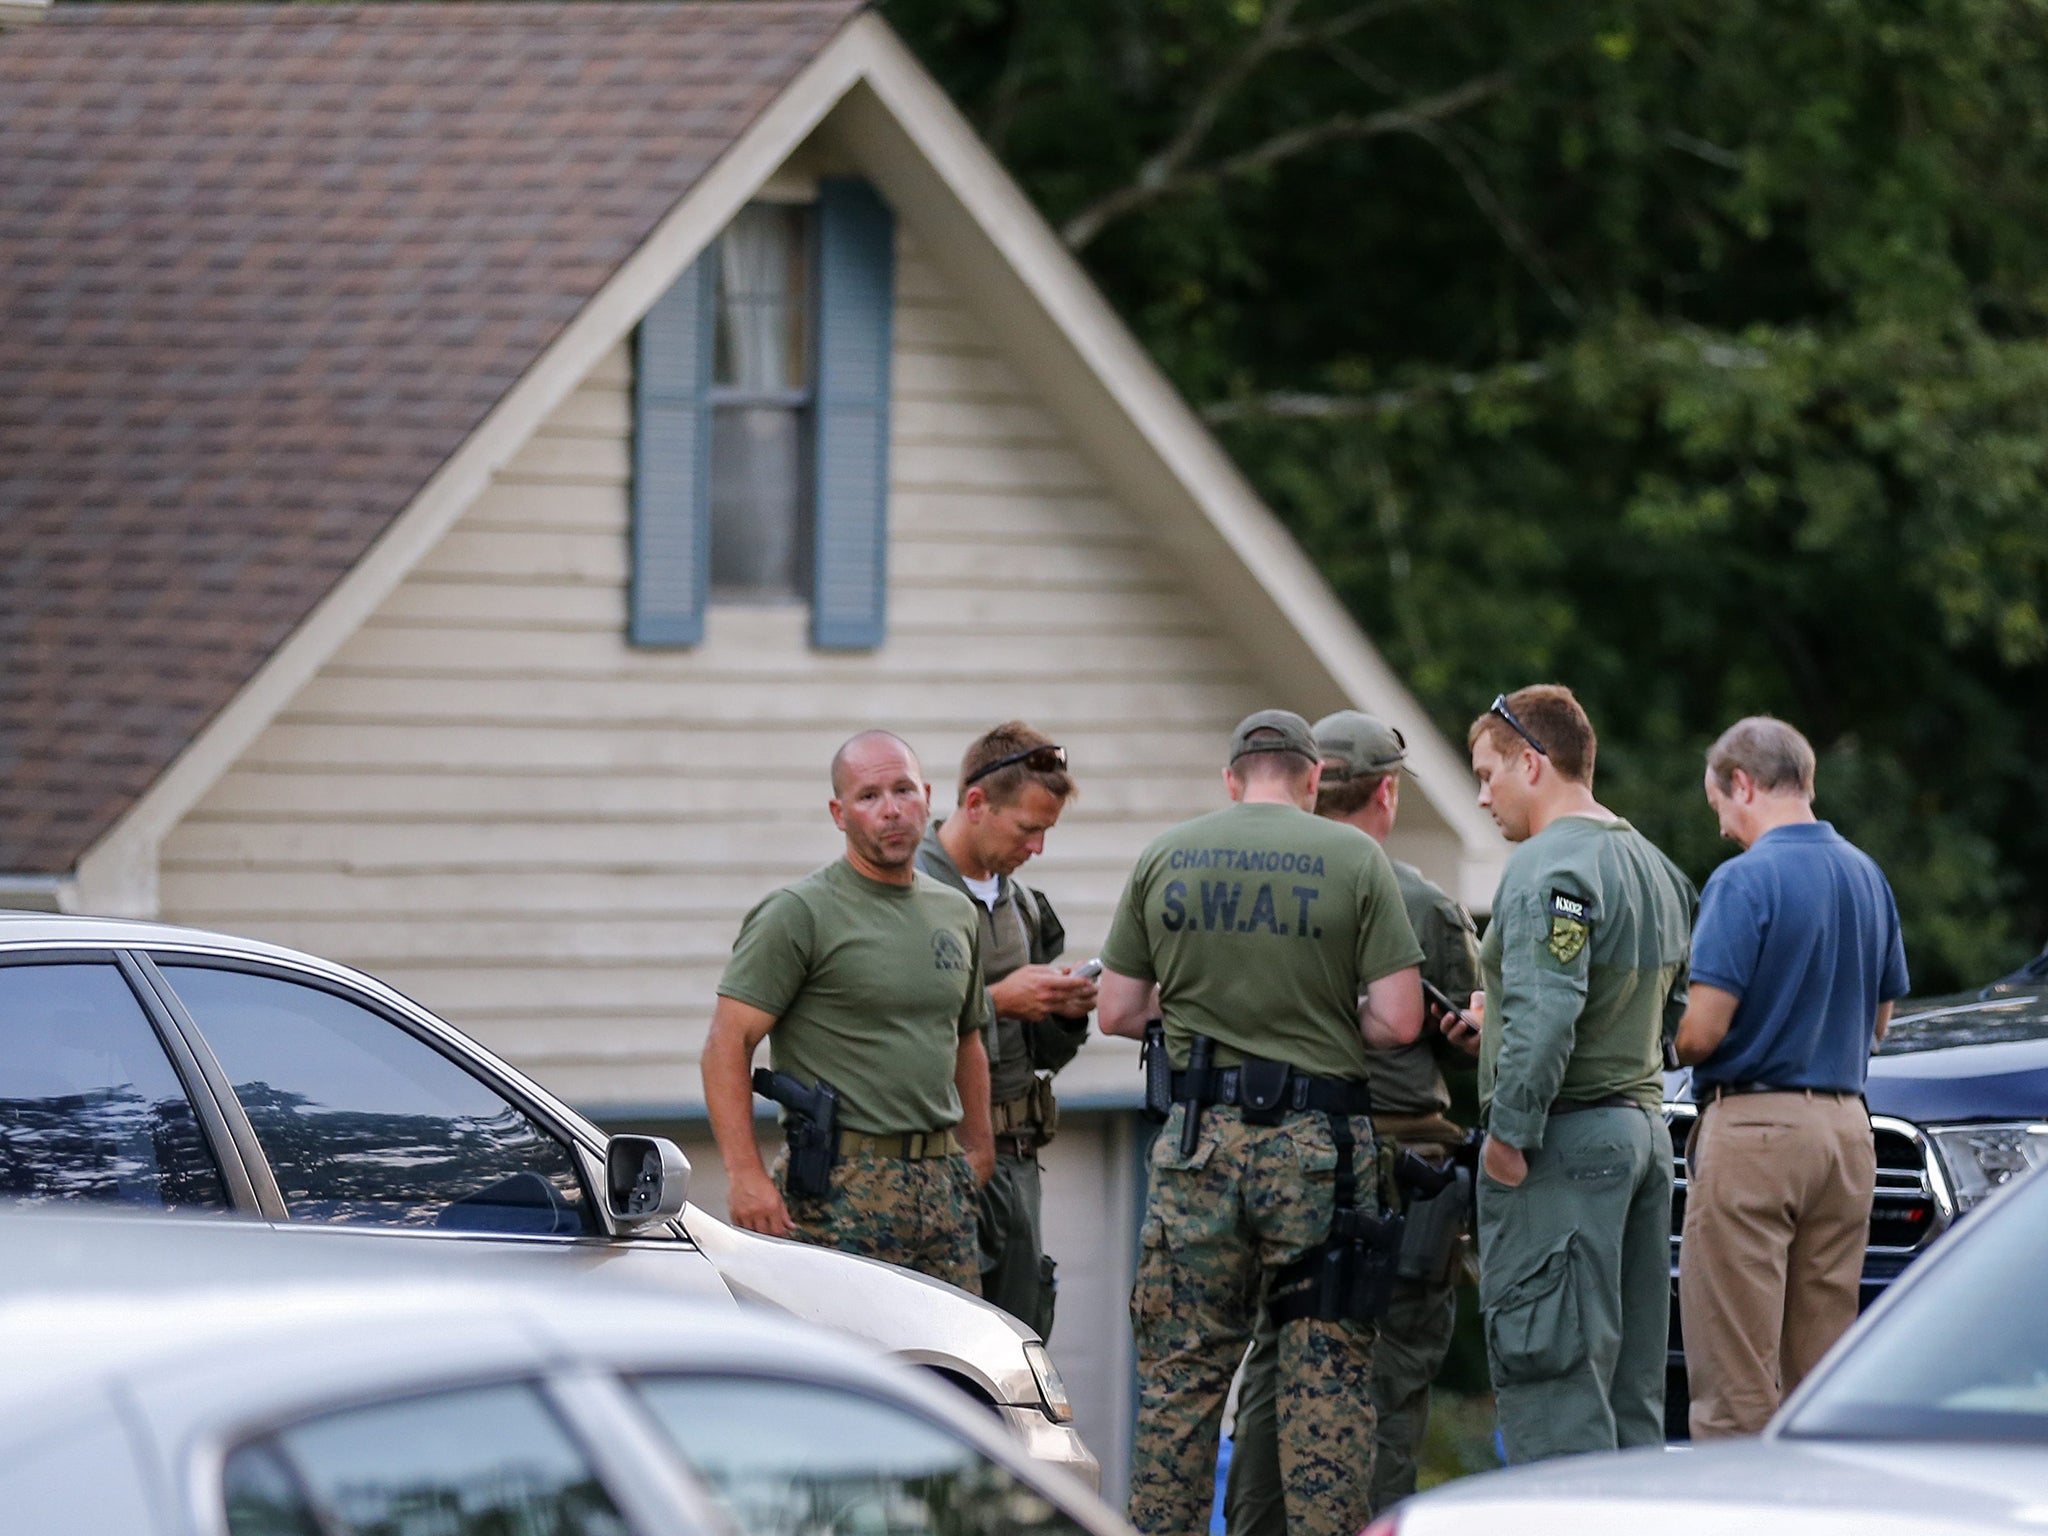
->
xmin=1229 ymin=709 xmax=1319 ymax=765
xmin=1312 ymin=710 xmax=1407 ymax=781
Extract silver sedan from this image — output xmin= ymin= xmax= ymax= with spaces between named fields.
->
xmin=0 ymin=1207 xmax=1127 ymax=1536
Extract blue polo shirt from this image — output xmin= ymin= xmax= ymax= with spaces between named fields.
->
xmin=1691 ymin=821 xmax=1909 ymax=1093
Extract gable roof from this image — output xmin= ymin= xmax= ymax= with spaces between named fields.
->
xmin=2 ymin=3 xmax=1505 ymax=911
xmin=0 ymin=1 xmax=858 ymax=876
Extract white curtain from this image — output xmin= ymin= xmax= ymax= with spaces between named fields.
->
xmin=718 ymin=207 xmax=801 ymax=392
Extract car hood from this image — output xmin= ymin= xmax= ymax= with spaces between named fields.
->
xmin=1401 ymin=1439 xmax=2048 ymax=1536
xmin=1867 ymin=988 xmax=2048 ymax=1122
xmin=679 ymin=1205 xmax=1043 ymax=1408
xmin=1662 ymin=988 xmax=2048 ymax=1124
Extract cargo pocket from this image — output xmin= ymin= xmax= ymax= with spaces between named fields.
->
xmin=1036 ymin=1254 xmax=1059 ymax=1339
xmin=1482 ymin=1235 xmax=1582 ymax=1384
xmin=1152 ymin=1105 xmax=1217 ymax=1172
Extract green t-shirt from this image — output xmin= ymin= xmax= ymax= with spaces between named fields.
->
xmin=1361 ymin=859 xmax=1481 ymax=1119
xmin=717 ymin=859 xmax=993 ymax=1136
xmin=1101 ymin=800 xmax=1424 ymax=1080
xmin=1479 ymin=814 xmax=1697 ymax=1149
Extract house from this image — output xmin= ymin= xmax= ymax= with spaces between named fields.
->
xmin=0 ymin=1 xmax=1505 ymax=1493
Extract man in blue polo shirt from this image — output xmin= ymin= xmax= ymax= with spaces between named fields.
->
xmin=1673 ymin=716 xmax=1909 ymax=1439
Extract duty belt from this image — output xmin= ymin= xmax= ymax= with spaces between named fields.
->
xmin=839 ymin=1128 xmax=962 ymax=1160
xmin=1169 ymin=1065 xmax=1373 ymax=1117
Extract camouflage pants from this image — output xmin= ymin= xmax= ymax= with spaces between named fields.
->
xmin=1225 ymin=1267 xmax=1458 ymax=1534
xmin=774 ymin=1143 xmax=980 ymax=1293
xmin=1128 ymin=1104 xmax=1379 ymax=1536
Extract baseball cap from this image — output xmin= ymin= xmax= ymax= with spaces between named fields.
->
xmin=1229 ymin=709 xmax=1319 ymax=766
xmin=1312 ymin=710 xmax=1407 ymax=782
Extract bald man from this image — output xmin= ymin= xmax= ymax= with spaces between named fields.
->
xmin=703 ymin=731 xmax=996 ymax=1289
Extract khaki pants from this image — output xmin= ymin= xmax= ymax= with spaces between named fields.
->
xmin=1679 ymin=1091 xmax=1874 ymax=1439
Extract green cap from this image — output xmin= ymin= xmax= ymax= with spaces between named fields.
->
xmin=1229 ymin=709 xmax=1319 ymax=766
xmin=1312 ymin=710 xmax=1407 ymax=781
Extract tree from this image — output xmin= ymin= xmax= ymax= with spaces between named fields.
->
xmin=885 ymin=0 xmax=2048 ymax=990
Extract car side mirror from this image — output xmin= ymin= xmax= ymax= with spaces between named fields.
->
xmin=605 ymin=1135 xmax=690 ymax=1229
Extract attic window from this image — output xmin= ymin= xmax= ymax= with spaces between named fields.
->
xmin=630 ymin=179 xmax=895 ymax=651
xmin=710 ymin=205 xmax=813 ymax=600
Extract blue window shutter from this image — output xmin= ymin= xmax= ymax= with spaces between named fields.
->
xmin=630 ymin=252 xmax=715 ymax=646
xmin=810 ymin=177 xmax=896 ymax=651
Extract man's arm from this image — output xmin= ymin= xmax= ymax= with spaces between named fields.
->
xmin=1486 ymin=882 xmax=1592 ymax=1157
xmin=702 ymin=996 xmax=793 ymax=1237
xmin=1674 ymin=982 xmax=1740 ymax=1065
xmin=1874 ymin=999 xmax=1894 ymax=1046
xmin=955 ymin=1031 xmax=995 ymax=1185
xmin=1360 ymin=966 xmax=1425 ymax=1048
xmin=1097 ymin=968 xmax=1159 ymax=1039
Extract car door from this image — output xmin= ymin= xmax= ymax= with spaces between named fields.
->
xmin=0 ymin=950 xmax=261 ymax=1213
xmin=137 ymin=953 xmax=729 ymax=1297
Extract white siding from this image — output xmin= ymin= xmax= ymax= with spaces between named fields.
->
xmin=161 ymin=232 xmax=1284 ymax=1107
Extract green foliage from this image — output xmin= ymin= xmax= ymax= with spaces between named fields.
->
xmin=885 ymin=0 xmax=2048 ymax=990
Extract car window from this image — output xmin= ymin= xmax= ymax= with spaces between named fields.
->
xmin=159 ymin=963 xmax=599 ymax=1235
xmin=222 ymin=1379 xmax=628 ymax=1536
xmin=1782 ymin=1168 xmax=2048 ymax=1442
xmin=633 ymin=1375 xmax=1095 ymax=1536
xmin=0 ymin=961 xmax=227 ymax=1210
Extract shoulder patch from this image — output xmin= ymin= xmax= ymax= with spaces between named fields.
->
xmin=1545 ymin=890 xmax=1591 ymax=964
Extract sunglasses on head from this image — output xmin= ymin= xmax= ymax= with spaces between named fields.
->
xmin=1489 ymin=695 xmax=1549 ymax=758
xmin=963 ymin=744 xmax=1068 ymax=788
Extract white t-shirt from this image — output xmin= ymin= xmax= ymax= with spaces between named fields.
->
xmin=962 ymin=873 xmax=1000 ymax=912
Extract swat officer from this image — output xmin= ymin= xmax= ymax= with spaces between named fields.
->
xmin=1464 ymin=686 xmax=1695 ymax=1462
xmin=1099 ymin=710 xmax=1424 ymax=1536
xmin=916 ymin=721 xmax=1096 ymax=1336
xmin=701 ymin=729 xmax=995 ymax=1290
xmin=1226 ymin=710 xmax=1481 ymax=1532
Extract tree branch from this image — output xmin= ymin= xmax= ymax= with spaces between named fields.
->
xmin=1062 ymin=69 xmax=1513 ymax=248
xmin=1199 ymin=362 xmax=1551 ymax=424
xmin=1058 ymin=0 xmax=1308 ymax=252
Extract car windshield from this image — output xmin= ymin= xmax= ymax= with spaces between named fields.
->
xmin=1782 ymin=1167 xmax=2048 ymax=1443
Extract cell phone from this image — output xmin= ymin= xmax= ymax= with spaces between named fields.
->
xmin=1422 ymin=977 xmax=1478 ymax=1032
xmin=1072 ymin=957 xmax=1104 ymax=981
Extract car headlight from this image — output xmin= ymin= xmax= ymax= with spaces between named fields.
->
xmin=1022 ymin=1342 xmax=1073 ymax=1423
xmin=1928 ymin=1122 xmax=2048 ymax=1211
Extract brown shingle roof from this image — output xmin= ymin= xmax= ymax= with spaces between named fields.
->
xmin=0 ymin=1 xmax=858 ymax=875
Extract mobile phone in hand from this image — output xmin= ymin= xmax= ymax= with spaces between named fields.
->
xmin=1072 ymin=957 xmax=1104 ymax=981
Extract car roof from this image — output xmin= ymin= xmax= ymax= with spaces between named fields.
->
xmin=0 ymin=908 xmax=356 ymax=971
xmin=0 ymin=1207 xmax=898 ymax=1427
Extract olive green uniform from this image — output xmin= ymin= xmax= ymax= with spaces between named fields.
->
xmin=1476 ymin=814 xmax=1694 ymax=1462
xmin=1105 ymin=800 xmax=1423 ymax=1536
xmin=1226 ymin=859 xmax=1479 ymax=1531
xmin=916 ymin=823 xmax=1087 ymax=1336
xmin=717 ymin=858 xmax=993 ymax=1290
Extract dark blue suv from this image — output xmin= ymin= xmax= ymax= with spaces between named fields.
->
xmin=1662 ymin=959 xmax=2048 ymax=1433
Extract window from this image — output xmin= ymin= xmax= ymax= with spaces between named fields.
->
xmin=159 ymin=964 xmax=599 ymax=1235
xmin=712 ymin=203 xmax=814 ymax=600
xmin=632 ymin=1376 xmax=1090 ymax=1536
xmin=222 ymin=1381 xmax=628 ymax=1536
xmin=631 ymin=177 xmax=895 ymax=650
xmin=0 ymin=962 xmax=226 ymax=1210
